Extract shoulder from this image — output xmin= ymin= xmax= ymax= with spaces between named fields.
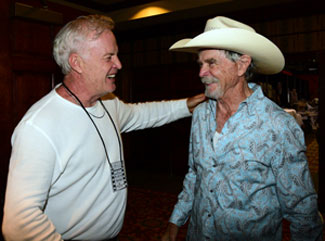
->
xmin=261 ymin=98 xmax=305 ymax=145
xmin=101 ymin=95 xmax=124 ymax=112
xmin=19 ymin=90 xmax=57 ymax=124
xmin=255 ymin=95 xmax=292 ymax=122
xmin=193 ymin=99 xmax=210 ymax=116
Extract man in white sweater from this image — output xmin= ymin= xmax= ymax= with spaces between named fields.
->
xmin=2 ymin=15 xmax=205 ymax=241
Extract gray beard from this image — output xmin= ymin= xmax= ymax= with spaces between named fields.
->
xmin=201 ymin=77 xmax=223 ymax=100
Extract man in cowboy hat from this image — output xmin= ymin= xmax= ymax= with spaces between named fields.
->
xmin=162 ymin=16 xmax=323 ymax=241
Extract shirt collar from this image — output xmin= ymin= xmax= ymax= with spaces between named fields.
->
xmin=207 ymin=83 xmax=264 ymax=116
xmin=241 ymin=82 xmax=264 ymax=116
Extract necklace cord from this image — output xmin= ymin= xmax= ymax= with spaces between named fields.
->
xmin=99 ymin=99 xmax=123 ymax=161
xmin=61 ymin=82 xmax=123 ymax=168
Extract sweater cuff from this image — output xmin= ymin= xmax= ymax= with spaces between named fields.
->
xmin=174 ymin=99 xmax=191 ymax=119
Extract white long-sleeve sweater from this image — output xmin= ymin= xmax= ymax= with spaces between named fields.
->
xmin=2 ymin=86 xmax=190 ymax=240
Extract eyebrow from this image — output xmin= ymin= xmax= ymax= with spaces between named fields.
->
xmin=103 ymin=52 xmax=116 ymax=58
xmin=197 ymin=58 xmax=217 ymax=65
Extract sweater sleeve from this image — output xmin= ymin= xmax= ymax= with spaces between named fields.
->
xmin=2 ymin=122 xmax=63 ymax=241
xmin=114 ymin=98 xmax=191 ymax=133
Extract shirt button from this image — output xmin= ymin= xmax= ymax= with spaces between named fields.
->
xmin=208 ymin=214 xmax=211 ymax=217
xmin=210 ymin=190 xmax=213 ymax=193
xmin=213 ymin=164 xmax=216 ymax=167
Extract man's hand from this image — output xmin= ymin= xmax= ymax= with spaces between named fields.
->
xmin=161 ymin=222 xmax=179 ymax=241
xmin=187 ymin=93 xmax=206 ymax=113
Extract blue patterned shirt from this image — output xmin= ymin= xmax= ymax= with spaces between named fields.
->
xmin=170 ymin=83 xmax=323 ymax=241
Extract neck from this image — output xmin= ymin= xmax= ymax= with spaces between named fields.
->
xmin=57 ymin=76 xmax=99 ymax=107
xmin=217 ymin=81 xmax=252 ymax=115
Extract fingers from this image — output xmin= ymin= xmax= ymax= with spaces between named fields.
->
xmin=187 ymin=93 xmax=206 ymax=113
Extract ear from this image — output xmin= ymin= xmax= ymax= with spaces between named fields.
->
xmin=68 ymin=53 xmax=83 ymax=74
xmin=237 ymin=55 xmax=251 ymax=77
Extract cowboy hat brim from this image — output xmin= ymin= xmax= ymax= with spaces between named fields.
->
xmin=169 ymin=28 xmax=285 ymax=75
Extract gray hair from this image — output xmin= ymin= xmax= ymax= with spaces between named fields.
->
xmin=53 ymin=15 xmax=115 ymax=75
xmin=223 ymin=50 xmax=255 ymax=81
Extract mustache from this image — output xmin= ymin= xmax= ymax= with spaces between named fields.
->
xmin=201 ymin=76 xmax=219 ymax=84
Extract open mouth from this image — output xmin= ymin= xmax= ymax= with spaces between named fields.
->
xmin=106 ymin=74 xmax=116 ymax=79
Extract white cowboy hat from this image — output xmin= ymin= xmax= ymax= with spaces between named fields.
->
xmin=169 ymin=16 xmax=285 ymax=75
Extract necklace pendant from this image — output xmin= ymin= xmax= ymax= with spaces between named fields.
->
xmin=111 ymin=161 xmax=128 ymax=192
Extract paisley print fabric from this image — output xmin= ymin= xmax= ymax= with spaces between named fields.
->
xmin=170 ymin=83 xmax=323 ymax=241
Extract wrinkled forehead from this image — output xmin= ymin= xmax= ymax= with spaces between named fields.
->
xmin=198 ymin=49 xmax=227 ymax=60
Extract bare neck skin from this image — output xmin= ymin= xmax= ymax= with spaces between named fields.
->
xmin=215 ymin=80 xmax=253 ymax=133
xmin=56 ymin=74 xmax=101 ymax=107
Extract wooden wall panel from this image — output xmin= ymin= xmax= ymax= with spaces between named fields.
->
xmin=12 ymin=19 xmax=53 ymax=55
xmin=169 ymin=63 xmax=203 ymax=98
xmin=131 ymin=66 xmax=170 ymax=101
xmin=10 ymin=18 xmax=58 ymax=129
xmin=0 ymin=0 xmax=13 ymax=133
xmin=12 ymin=54 xmax=57 ymax=73
xmin=0 ymin=70 xmax=12 ymax=123
xmin=0 ymin=0 xmax=13 ymax=235
xmin=12 ymin=72 xmax=53 ymax=125
xmin=123 ymin=63 xmax=204 ymax=176
xmin=253 ymin=14 xmax=325 ymax=54
xmin=11 ymin=19 xmax=57 ymax=73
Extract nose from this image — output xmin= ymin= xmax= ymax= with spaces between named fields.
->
xmin=114 ymin=56 xmax=122 ymax=70
xmin=199 ymin=65 xmax=208 ymax=78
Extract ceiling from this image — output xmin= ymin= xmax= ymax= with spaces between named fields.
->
xmin=46 ymin=0 xmax=322 ymax=30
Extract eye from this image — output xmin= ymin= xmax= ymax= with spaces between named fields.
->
xmin=207 ymin=59 xmax=217 ymax=67
xmin=104 ymin=53 xmax=115 ymax=62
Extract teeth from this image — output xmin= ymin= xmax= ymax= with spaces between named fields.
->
xmin=107 ymin=74 xmax=116 ymax=79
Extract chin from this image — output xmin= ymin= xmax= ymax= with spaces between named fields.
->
xmin=106 ymin=84 xmax=116 ymax=93
xmin=206 ymin=91 xmax=222 ymax=100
